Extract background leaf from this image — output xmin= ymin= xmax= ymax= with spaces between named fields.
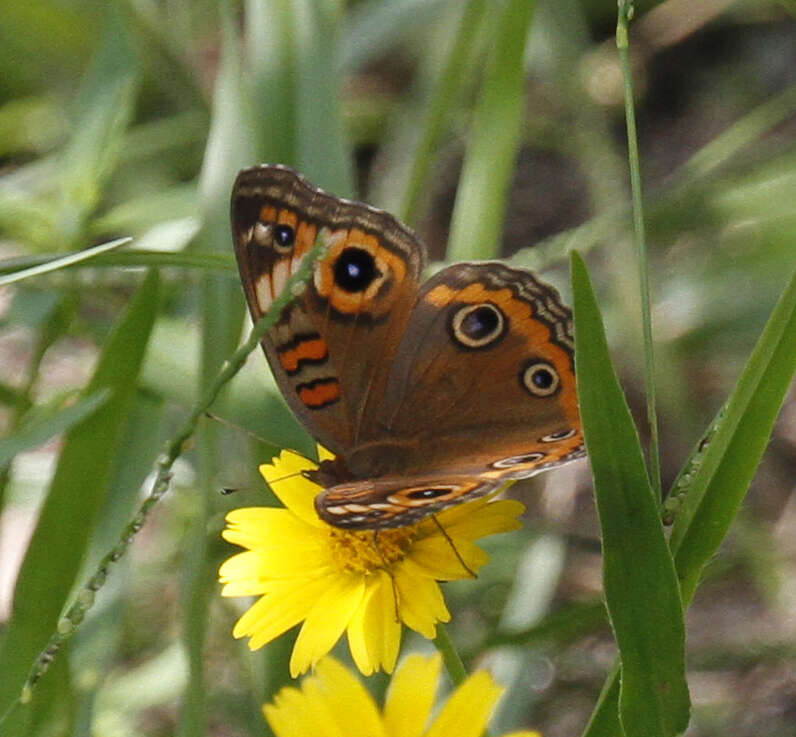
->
xmin=0 ymin=271 xmax=160 ymax=730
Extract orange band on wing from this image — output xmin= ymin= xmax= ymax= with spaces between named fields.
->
xmin=278 ymin=338 xmax=329 ymax=374
xmin=297 ymin=378 xmax=341 ymax=409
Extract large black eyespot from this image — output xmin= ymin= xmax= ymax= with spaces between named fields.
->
xmin=520 ymin=360 xmax=560 ymax=397
xmin=450 ymin=302 xmax=506 ymax=349
xmin=406 ymin=487 xmax=452 ymax=500
xmin=273 ymin=224 xmax=295 ymax=253
xmin=333 ymin=247 xmax=378 ymax=292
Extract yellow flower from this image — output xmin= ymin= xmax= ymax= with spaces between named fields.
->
xmin=264 ymin=653 xmax=541 ymax=737
xmin=219 ymin=448 xmax=523 ymax=677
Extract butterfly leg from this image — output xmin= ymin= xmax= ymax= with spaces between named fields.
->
xmin=431 ymin=516 xmax=477 ymax=579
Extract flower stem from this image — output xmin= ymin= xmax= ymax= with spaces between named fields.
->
xmin=617 ymin=1 xmax=662 ymax=498
xmin=433 ymin=622 xmax=468 ymax=686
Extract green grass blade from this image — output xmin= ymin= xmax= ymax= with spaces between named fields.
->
xmin=399 ymin=0 xmax=486 ymax=224
xmin=617 ymin=2 xmax=661 ymax=498
xmin=59 ymin=5 xmax=138 ymax=237
xmin=0 ymin=271 xmax=160 ymax=725
xmin=0 ymin=249 xmax=232 ymax=278
xmin=581 ymin=268 xmax=796 ymax=734
xmin=670 ymin=268 xmax=796 ymax=602
xmin=0 ymin=238 xmax=132 ymax=285
xmin=446 ymin=0 xmax=535 ymax=261
xmin=0 ymin=390 xmax=109 ymax=467
xmin=180 ymin=5 xmax=256 ymax=734
xmin=294 ymin=0 xmax=354 ymax=196
xmin=572 ymin=252 xmax=689 ymax=737
xmin=246 ymin=0 xmax=298 ymax=163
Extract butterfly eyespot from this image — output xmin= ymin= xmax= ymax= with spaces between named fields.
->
xmin=449 ymin=302 xmax=506 ymax=349
xmin=273 ymin=224 xmax=295 ymax=253
xmin=334 ymin=247 xmax=379 ymax=292
xmin=540 ymin=428 xmax=577 ymax=442
xmin=492 ymin=452 xmax=546 ymax=468
xmin=406 ymin=487 xmax=452 ymax=500
xmin=521 ymin=361 xmax=560 ymax=397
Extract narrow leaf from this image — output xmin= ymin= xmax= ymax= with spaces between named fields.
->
xmin=0 ymin=390 xmax=110 ymax=467
xmin=0 ymin=238 xmax=131 ymax=285
xmin=446 ymin=0 xmax=535 ymax=260
xmin=571 ymin=251 xmax=689 ymax=737
xmin=670 ymin=268 xmax=796 ymax=602
xmin=581 ymin=267 xmax=796 ymax=735
xmin=0 ymin=271 xmax=160 ymax=718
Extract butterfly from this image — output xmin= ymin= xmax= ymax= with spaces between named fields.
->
xmin=231 ymin=165 xmax=585 ymax=529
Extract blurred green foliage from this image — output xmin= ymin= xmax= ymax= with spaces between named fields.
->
xmin=0 ymin=1 xmax=794 ymax=736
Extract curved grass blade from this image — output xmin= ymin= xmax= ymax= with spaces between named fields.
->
xmin=0 ymin=390 xmax=110 ymax=467
xmin=0 ymin=237 xmax=131 ymax=285
xmin=571 ymin=252 xmax=689 ymax=737
xmin=0 ymin=271 xmax=160 ymax=728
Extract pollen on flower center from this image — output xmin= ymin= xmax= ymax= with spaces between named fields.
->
xmin=327 ymin=526 xmax=418 ymax=574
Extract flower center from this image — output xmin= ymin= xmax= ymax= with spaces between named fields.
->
xmin=327 ymin=526 xmax=418 ymax=575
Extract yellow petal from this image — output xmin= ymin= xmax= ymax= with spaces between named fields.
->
xmin=289 ymin=574 xmax=366 ymax=676
xmin=317 ymin=444 xmax=335 ymax=462
xmin=383 ymin=653 xmax=441 ymax=737
xmin=222 ymin=506 xmax=320 ymax=551
xmin=394 ymin=568 xmax=449 ymax=638
xmin=404 ymin=536 xmax=488 ymax=580
xmin=219 ymin=538 xmax=333 ymax=583
xmin=313 ymin=657 xmax=386 ymax=737
xmin=264 ymin=676 xmax=346 ymax=737
xmin=347 ymin=571 xmax=401 ymax=675
xmin=263 ymin=684 xmax=336 ymax=737
xmin=441 ymin=499 xmax=525 ymax=539
xmin=425 ymin=670 xmax=503 ymax=737
xmin=233 ymin=576 xmax=330 ymax=649
xmin=259 ymin=451 xmax=323 ymax=527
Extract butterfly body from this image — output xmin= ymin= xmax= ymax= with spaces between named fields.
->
xmin=231 ymin=165 xmax=585 ymax=529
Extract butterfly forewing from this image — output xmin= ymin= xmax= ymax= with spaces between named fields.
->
xmin=231 ymin=165 xmax=425 ymax=455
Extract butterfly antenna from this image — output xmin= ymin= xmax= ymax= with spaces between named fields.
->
xmin=431 ymin=515 xmax=477 ymax=579
xmin=203 ymin=411 xmax=316 ymax=466
xmin=373 ymin=531 xmax=401 ymax=623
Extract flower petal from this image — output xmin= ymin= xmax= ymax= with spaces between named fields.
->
xmin=347 ymin=571 xmax=402 ymax=675
xmin=425 ymin=670 xmax=503 ymax=737
xmin=404 ymin=536 xmax=488 ymax=580
xmin=222 ymin=506 xmax=319 ymax=550
xmin=317 ymin=444 xmax=335 ymax=462
xmin=264 ymin=675 xmax=348 ymax=737
xmin=383 ymin=653 xmax=441 ymax=737
xmin=394 ymin=567 xmax=449 ymax=638
xmin=233 ymin=576 xmax=331 ymax=650
xmin=259 ymin=450 xmax=323 ymax=526
xmin=290 ymin=574 xmax=366 ymax=676
xmin=440 ymin=498 xmax=525 ymax=539
xmin=219 ymin=543 xmax=333 ymax=584
xmin=313 ymin=657 xmax=386 ymax=737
